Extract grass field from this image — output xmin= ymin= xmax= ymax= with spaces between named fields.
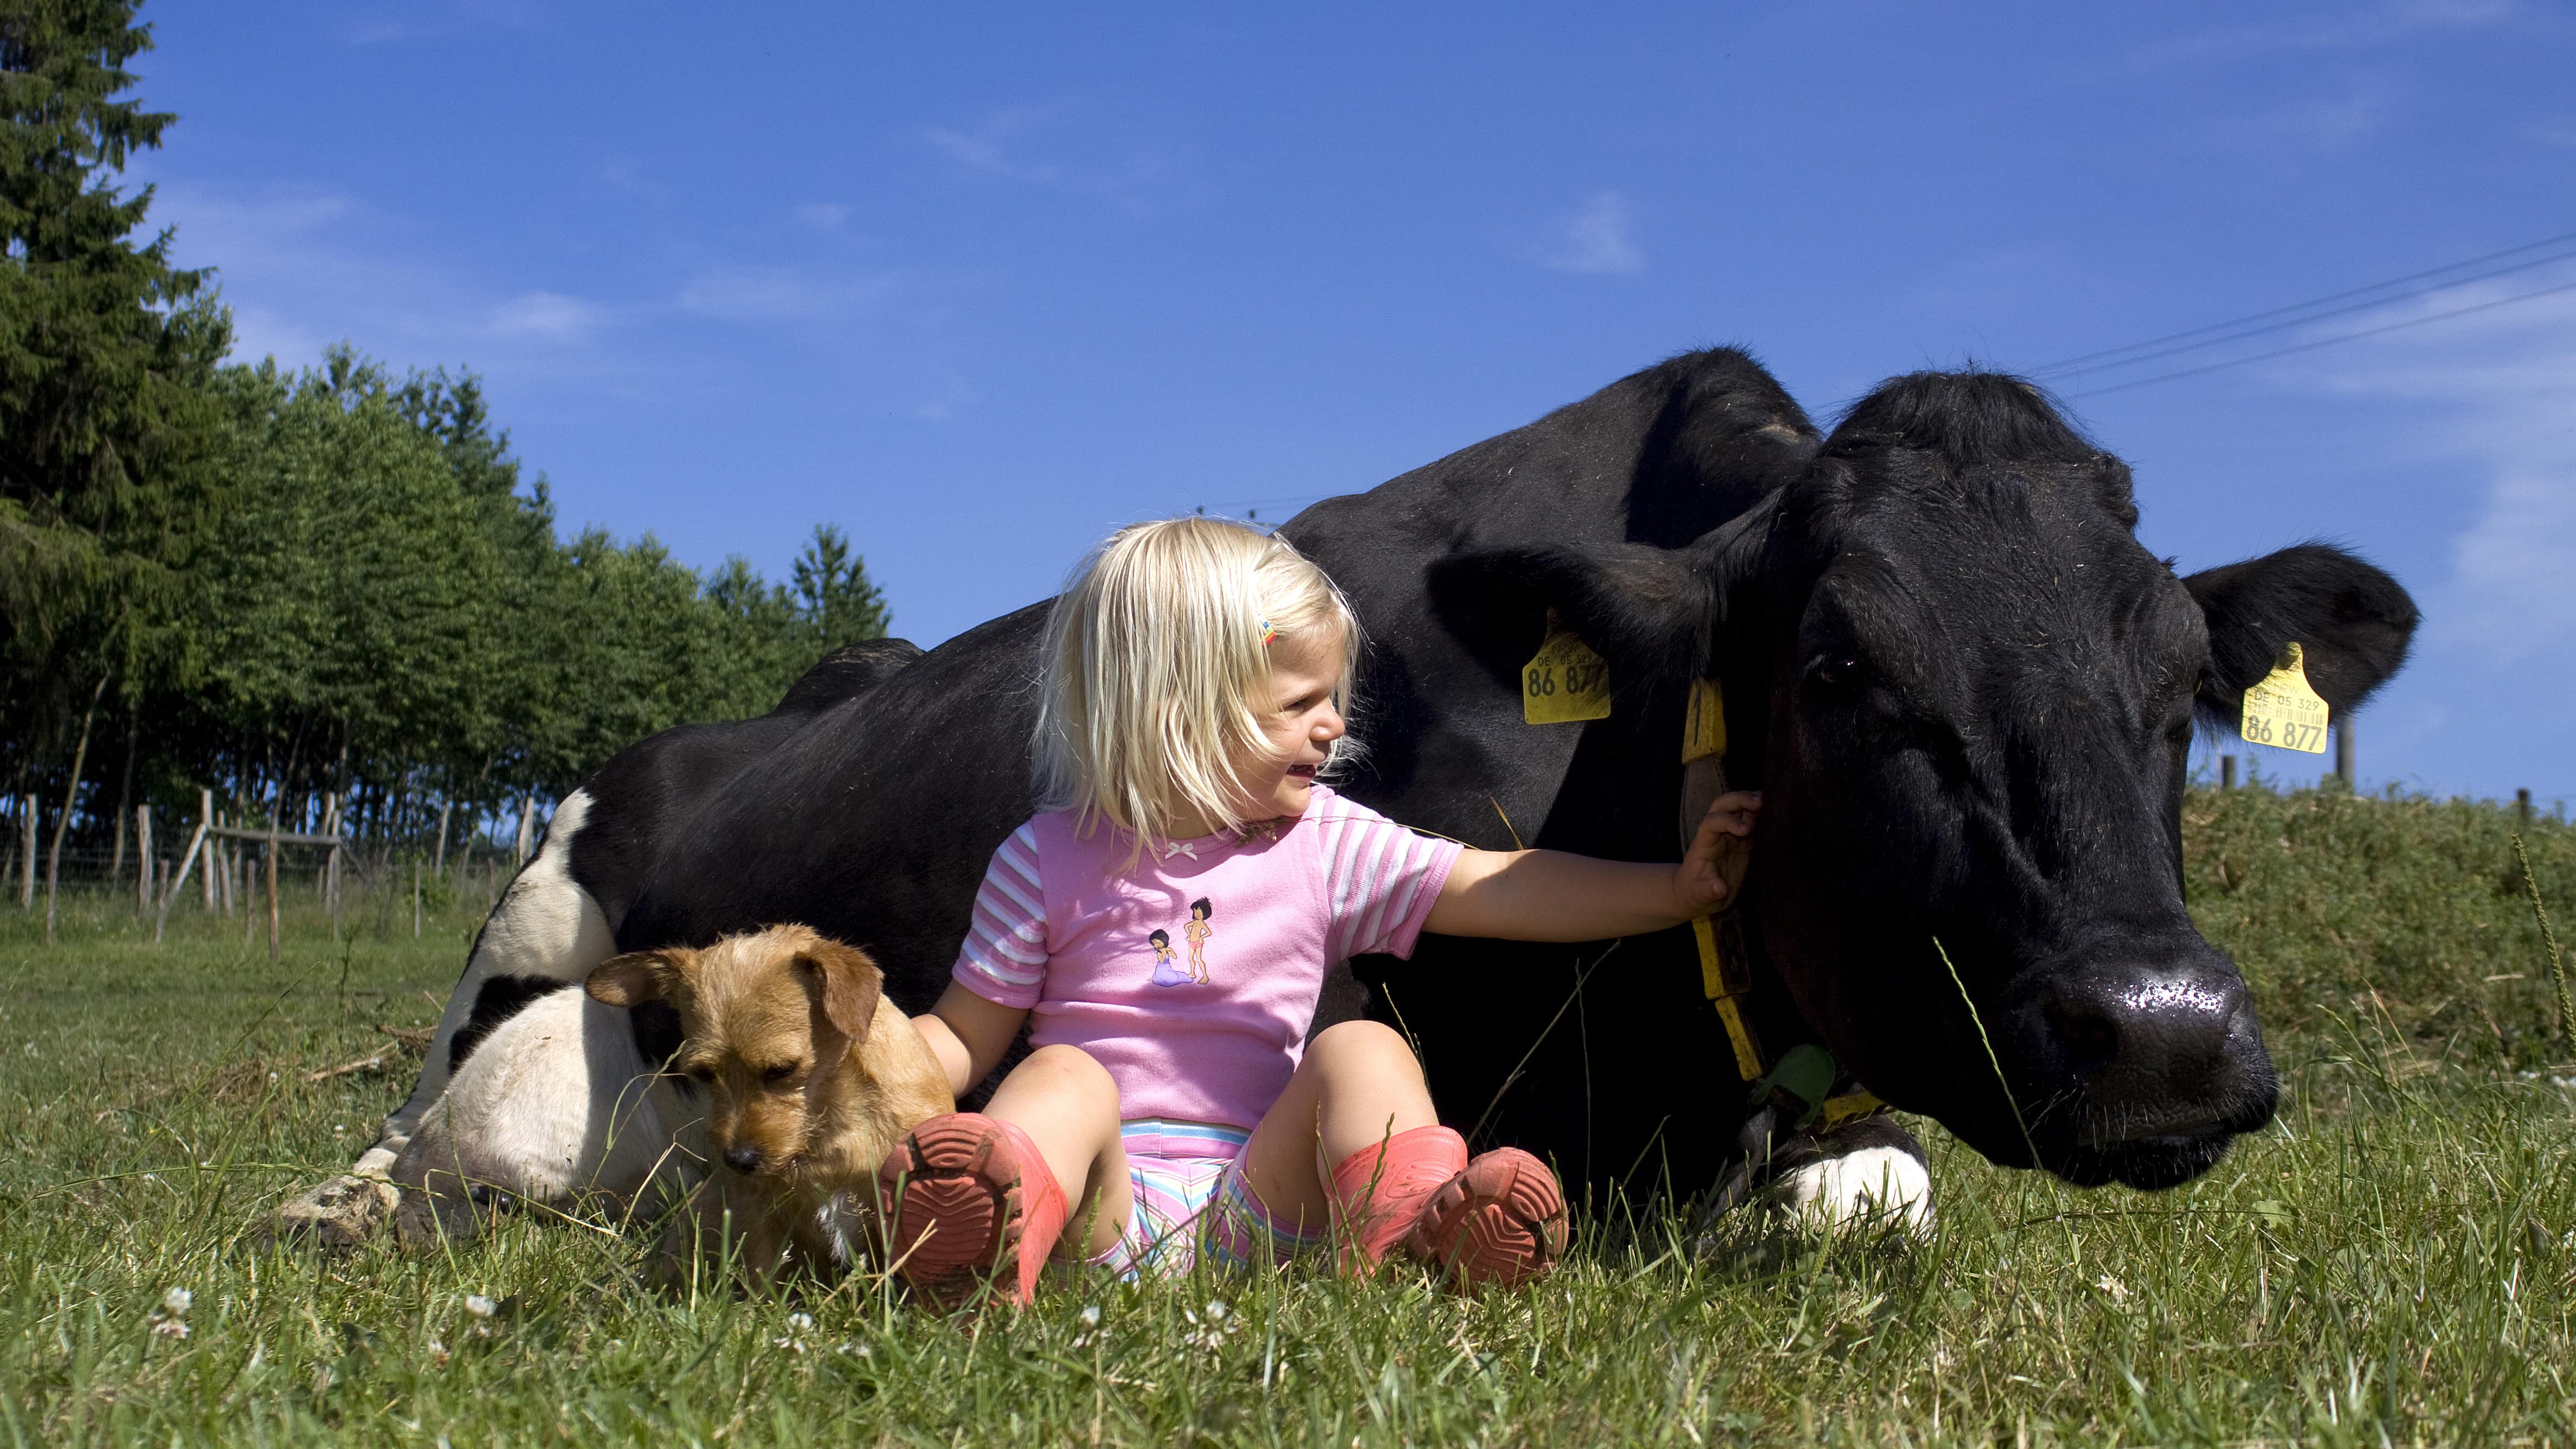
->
xmin=3 ymin=784 xmax=2573 ymax=1446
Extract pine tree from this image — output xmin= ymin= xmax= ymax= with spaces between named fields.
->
xmin=790 ymin=523 xmax=890 ymax=652
xmin=0 ymin=0 xmax=229 ymax=699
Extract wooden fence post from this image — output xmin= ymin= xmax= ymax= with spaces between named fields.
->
xmin=434 ymin=802 xmax=452 ymax=880
xmin=136 ymin=805 xmax=152 ymax=913
xmin=199 ymin=790 xmax=216 ymax=910
xmin=265 ymin=823 xmax=280 ymax=963
xmin=154 ymin=816 xmax=209 ymax=944
xmin=2520 ymin=788 xmax=2535 ymax=827
xmin=17 ymin=795 xmax=33 ymax=911
xmin=2334 ymin=720 xmax=2355 ymax=787
xmin=2220 ymin=755 xmax=2237 ymax=790
xmin=413 ymin=862 xmax=422 ymax=939
xmin=516 ymin=796 xmax=534 ymax=867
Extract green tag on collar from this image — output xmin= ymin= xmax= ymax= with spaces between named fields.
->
xmin=1749 ymin=1044 xmax=1838 ymax=1131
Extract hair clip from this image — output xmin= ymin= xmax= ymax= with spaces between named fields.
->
xmin=1257 ymin=618 xmax=1278 ymax=647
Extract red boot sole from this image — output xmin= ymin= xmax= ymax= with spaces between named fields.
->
xmin=1408 ymin=1148 xmax=1568 ymax=1290
xmin=879 ymin=1116 xmax=1035 ymax=1310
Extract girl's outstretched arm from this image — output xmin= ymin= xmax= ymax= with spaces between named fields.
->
xmin=1424 ymin=791 xmax=1761 ymax=943
xmin=912 ymin=981 xmax=1031 ymax=1099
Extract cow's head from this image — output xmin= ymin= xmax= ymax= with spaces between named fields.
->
xmin=1430 ymin=372 xmax=2417 ymax=1189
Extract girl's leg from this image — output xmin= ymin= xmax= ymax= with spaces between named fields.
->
xmin=984 ymin=1044 xmax=1132 ymax=1259
xmin=1236 ymin=1020 xmax=1567 ymax=1287
xmin=1237 ymin=1020 xmax=1439 ymax=1232
xmin=881 ymin=1044 xmax=1131 ymax=1306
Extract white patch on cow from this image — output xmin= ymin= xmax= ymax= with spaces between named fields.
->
xmin=1768 ymin=1145 xmax=1935 ymax=1237
xmin=374 ymin=788 xmax=617 ymax=1154
xmin=389 ymin=987 xmax=704 ymax=1208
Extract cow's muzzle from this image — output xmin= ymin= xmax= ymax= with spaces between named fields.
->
xmin=2009 ymin=949 xmax=2279 ymax=1189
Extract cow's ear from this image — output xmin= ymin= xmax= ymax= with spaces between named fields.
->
xmin=2183 ymin=543 xmax=2418 ymax=724
xmin=1427 ymin=539 xmax=1723 ymax=692
xmin=586 ymin=949 xmax=685 ymax=1007
xmin=795 ymin=939 xmax=884 ymax=1044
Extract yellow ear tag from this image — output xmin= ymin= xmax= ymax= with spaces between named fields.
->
xmin=1682 ymin=678 xmax=1727 ymax=763
xmin=1522 ymin=610 xmax=1613 ymax=725
xmin=2239 ymin=641 xmax=2330 ymax=754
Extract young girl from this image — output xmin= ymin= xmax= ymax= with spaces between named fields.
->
xmin=882 ymin=518 xmax=1759 ymax=1305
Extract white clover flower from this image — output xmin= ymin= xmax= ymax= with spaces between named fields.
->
xmin=1205 ymin=1300 xmax=1227 ymax=1321
xmin=152 ymin=1318 xmax=189 ymax=1339
xmin=162 ymin=1287 xmax=193 ymax=1317
xmin=786 ymin=1312 xmax=815 ymax=1332
xmin=1079 ymin=1304 xmax=1102 ymax=1328
xmin=464 ymin=1294 xmax=497 ymax=1318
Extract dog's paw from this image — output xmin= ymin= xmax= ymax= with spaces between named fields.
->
xmin=266 ymin=1174 xmax=400 ymax=1253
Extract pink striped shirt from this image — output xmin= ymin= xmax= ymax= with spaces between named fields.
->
xmin=953 ymin=785 xmax=1463 ymax=1129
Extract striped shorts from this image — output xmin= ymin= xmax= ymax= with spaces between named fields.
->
xmin=1093 ymin=1119 xmax=1327 ymax=1276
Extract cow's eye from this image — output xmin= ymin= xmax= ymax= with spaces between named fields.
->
xmin=761 ymin=1063 xmax=800 ymax=1085
xmin=1809 ymin=655 xmax=1863 ymax=694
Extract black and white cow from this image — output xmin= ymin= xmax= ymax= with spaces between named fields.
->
xmin=309 ymin=350 xmax=2416 ymax=1244
xmin=346 ymin=640 xmax=923 ymax=1189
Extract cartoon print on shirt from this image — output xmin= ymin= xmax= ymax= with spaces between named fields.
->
xmin=1147 ymin=927 xmax=1192 ymax=988
xmin=1183 ymin=898 xmax=1214 ymax=983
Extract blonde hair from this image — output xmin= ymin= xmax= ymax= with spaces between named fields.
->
xmin=1035 ymin=517 xmax=1361 ymax=845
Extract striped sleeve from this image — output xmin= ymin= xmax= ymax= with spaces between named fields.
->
xmin=952 ymin=822 xmax=1049 ymax=1009
xmin=1315 ymin=794 xmax=1465 ymax=963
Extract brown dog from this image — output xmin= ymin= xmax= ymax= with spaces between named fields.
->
xmin=584 ymin=924 xmax=953 ymax=1287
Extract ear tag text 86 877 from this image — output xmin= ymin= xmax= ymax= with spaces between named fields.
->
xmin=2239 ymin=641 xmax=2329 ymax=755
xmin=1522 ymin=610 xmax=1612 ymax=725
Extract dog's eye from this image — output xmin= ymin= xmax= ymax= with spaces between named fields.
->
xmin=761 ymin=1063 xmax=799 ymax=1085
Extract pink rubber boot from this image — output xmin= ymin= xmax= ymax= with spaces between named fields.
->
xmin=1326 ymin=1124 xmax=1470 ymax=1274
xmin=877 ymin=1112 xmax=1069 ymax=1310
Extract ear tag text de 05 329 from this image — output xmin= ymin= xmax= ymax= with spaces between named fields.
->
xmin=2239 ymin=641 xmax=2330 ymax=755
xmin=1522 ymin=610 xmax=1612 ymax=725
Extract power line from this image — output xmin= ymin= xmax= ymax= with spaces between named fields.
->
xmin=2031 ymin=226 xmax=2576 ymax=376
xmin=2066 ymin=275 xmax=2576 ymax=399
xmin=2034 ymin=242 xmax=2576 ymax=381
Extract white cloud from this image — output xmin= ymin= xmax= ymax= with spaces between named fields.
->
xmin=796 ymin=203 xmax=852 ymax=230
xmin=1528 ymin=192 xmax=1643 ymax=278
xmin=675 ymin=265 xmax=901 ymax=324
xmin=2295 ymin=272 xmax=2576 ymax=662
xmin=923 ymin=107 xmax=1068 ymax=184
xmin=485 ymin=291 xmax=609 ymax=341
xmin=918 ymin=104 xmax=1183 ymax=215
xmin=2096 ymin=0 xmax=2517 ymax=76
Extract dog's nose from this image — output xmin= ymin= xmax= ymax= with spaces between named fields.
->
xmin=723 ymin=1144 xmax=763 ymax=1175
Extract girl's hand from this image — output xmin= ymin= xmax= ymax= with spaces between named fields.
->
xmin=1672 ymin=791 xmax=1761 ymax=917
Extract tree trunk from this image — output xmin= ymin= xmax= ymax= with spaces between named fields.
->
xmin=109 ymin=709 xmax=138 ymax=887
xmin=44 ymin=673 xmax=108 ymax=944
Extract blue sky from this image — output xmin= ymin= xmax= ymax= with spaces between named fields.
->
xmin=128 ymin=1 xmax=2576 ymax=806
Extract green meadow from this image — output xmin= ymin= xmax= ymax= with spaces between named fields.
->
xmin=3 ymin=783 xmax=2571 ymax=1446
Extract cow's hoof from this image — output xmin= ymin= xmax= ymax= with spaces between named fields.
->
xmin=392 ymin=1186 xmax=487 ymax=1249
xmin=1761 ymin=1117 xmax=1934 ymax=1239
xmin=267 ymin=1174 xmax=400 ymax=1252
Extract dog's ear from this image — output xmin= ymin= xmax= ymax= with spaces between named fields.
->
xmin=794 ymin=939 xmax=885 ymax=1044
xmin=587 ymin=949 xmax=685 ymax=1007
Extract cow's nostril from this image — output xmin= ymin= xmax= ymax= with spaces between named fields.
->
xmin=2046 ymin=996 xmax=2120 ymax=1074
xmin=723 ymin=1144 xmax=762 ymax=1175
